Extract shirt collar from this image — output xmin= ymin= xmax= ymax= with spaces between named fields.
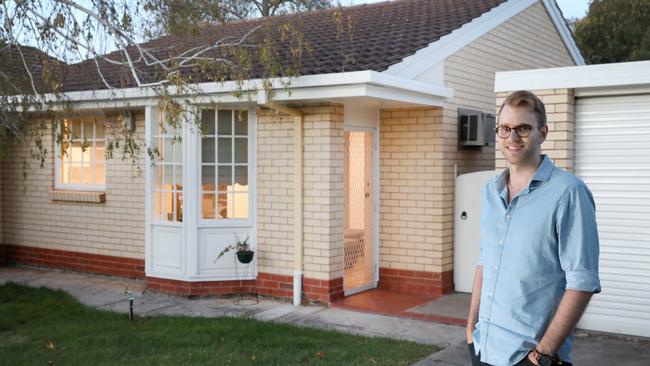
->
xmin=496 ymin=155 xmax=555 ymax=200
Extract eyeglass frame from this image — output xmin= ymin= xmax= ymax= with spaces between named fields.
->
xmin=495 ymin=124 xmax=535 ymax=139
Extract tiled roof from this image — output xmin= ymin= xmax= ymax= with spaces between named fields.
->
xmin=58 ymin=0 xmax=506 ymax=92
xmin=0 ymin=43 xmax=64 ymax=94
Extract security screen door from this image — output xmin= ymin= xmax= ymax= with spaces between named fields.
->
xmin=343 ymin=130 xmax=375 ymax=294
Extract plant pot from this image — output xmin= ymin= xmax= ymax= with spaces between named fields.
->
xmin=236 ymin=250 xmax=255 ymax=264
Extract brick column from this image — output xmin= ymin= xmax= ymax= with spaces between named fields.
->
xmin=379 ymin=107 xmax=453 ymax=295
xmin=302 ymin=104 xmax=345 ymax=302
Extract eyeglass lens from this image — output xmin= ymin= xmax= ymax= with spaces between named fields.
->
xmin=496 ymin=125 xmax=532 ymax=138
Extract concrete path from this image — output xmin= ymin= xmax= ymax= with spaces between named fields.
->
xmin=1 ymin=266 xmax=649 ymax=366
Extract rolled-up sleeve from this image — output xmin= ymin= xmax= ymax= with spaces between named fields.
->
xmin=556 ymin=184 xmax=601 ymax=293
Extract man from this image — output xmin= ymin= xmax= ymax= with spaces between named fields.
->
xmin=466 ymin=90 xmax=601 ymax=366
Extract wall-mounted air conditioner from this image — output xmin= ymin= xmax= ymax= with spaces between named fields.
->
xmin=458 ymin=108 xmax=495 ymax=147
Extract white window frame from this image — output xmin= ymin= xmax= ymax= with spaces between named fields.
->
xmin=152 ymin=111 xmax=184 ymax=225
xmin=54 ymin=117 xmax=106 ymax=192
xmin=198 ymin=108 xmax=255 ymax=227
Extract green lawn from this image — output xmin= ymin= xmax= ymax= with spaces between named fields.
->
xmin=0 ymin=283 xmax=436 ymax=365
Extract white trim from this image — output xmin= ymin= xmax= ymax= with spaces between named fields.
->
xmin=15 ymin=71 xmax=451 ymax=111
xmin=495 ymin=60 xmax=650 ymax=92
xmin=541 ymin=0 xmax=585 ymax=65
xmin=385 ymin=0 xmax=537 ymax=78
xmin=144 ymin=105 xmax=157 ymax=275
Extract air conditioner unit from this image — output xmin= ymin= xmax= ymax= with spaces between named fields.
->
xmin=458 ymin=108 xmax=495 ymax=147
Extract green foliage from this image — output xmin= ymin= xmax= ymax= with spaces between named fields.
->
xmin=574 ymin=0 xmax=650 ymax=64
xmin=0 ymin=283 xmax=436 ymax=366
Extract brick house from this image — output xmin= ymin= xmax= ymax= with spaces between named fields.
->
xmin=0 ymin=0 xmax=582 ymax=304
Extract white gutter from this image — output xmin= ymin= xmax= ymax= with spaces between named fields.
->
xmin=495 ymin=60 xmax=650 ymax=92
xmin=258 ymin=91 xmax=304 ymax=306
xmin=9 ymin=70 xmax=452 ymax=111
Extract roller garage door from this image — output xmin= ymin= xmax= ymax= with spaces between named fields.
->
xmin=574 ymin=94 xmax=650 ymax=337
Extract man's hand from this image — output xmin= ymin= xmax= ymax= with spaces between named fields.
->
xmin=466 ymin=266 xmax=483 ymax=344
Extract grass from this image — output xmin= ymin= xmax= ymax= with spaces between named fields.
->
xmin=0 ymin=283 xmax=437 ymax=365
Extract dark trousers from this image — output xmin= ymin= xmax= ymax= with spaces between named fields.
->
xmin=467 ymin=343 xmax=572 ymax=366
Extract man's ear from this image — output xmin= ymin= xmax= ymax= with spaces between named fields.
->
xmin=539 ymin=125 xmax=548 ymax=143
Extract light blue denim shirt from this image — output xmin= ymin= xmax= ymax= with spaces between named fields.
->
xmin=473 ymin=155 xmax=601 ymax=366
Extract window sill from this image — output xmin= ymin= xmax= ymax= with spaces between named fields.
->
xmin=50 ymin=190 xmax=106 ymax=203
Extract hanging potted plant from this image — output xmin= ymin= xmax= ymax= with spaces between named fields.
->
xmin=216 ymin=235 xmax=254 ymax=264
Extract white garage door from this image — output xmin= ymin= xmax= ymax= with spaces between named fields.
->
xmin=574 ymin=94 xmax=650 ymax=337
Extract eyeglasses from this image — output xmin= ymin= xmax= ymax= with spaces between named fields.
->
xmin=495 ymin=124 xmax=533 ymax=139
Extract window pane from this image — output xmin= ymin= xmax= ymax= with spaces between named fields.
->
xmin=234 ymin=138 xmax=247 ymax=164
xmin=70 ymin=163 xmax=82 ymax=184
xmin=164 ymin=165 xmax=173 ymax=190
xmin=163 ymin=138 xmax=173 ymax=161
xmin=175 ymin=165 xmax=183 ymax=190
xmin=95 ymin=163 xmax=105 ymax=184
xmin=233 ymin=192 xmax=249 ymax=219
xmin=234 ymin=166 xmax=248 ymax=189
xmin=201 ymin=165 xmax=215 ymax=192
xmin=173 ymin=140 xmax=183 ymax=164
xmin=81 ymin=144 xmax=91 ymax=163
xmin=62 ymin=161 xmax=69 ymax=183
xmin=82 ymin=165 xmax=93 ymax=184
xmin=202 ymin=193 xmax=215 ymax=219
xmin=95 ymin=121 xmax=105 ymax=139
xmin=71 ymin=141 xmax=83 ymax=162
xmin=218 ymin=137 xmax=231 ymax=163
xmin=154 ymin=166 xmax=163 ymax=190
xmin=95 ymin=142 xmax=105 ymax=163
xmin=64 ymin=119 xmax=77 ymax=139
xmin=163 ymin=191 xmax=174 ymax=221
xmin=217 ymin=193 xmax=229 ymax=219
xmin=218 ymin=166 xmax=232 ymax=191
xmin=201 ymin=138 xmax=215 ymax=163
xmin=202 ymin=109 xmax=215 ymax=135
xmin=153 ymin=191 xmax=162 ymax=221
xmin=218 ymin=110 xmax=232 ymax=135
xmin=83 ymin=120 xmax=94 ymax=140
xmin=176 ymin=192 xmax=183 ymax=222
xmin=234 ymin=111 xmax=248 ymax=135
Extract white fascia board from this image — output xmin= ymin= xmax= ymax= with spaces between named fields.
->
xmin=17 ymin=70 xmax=450 ymax=110
xmin=495 ymin=60 xmax=650 ymax=92
xmin=385 ymin=0 xmax=537 ymax=79
xmin=270 ymin=82 xmax=447 ymax=106
xmin=542 ymin=0 xmax=585 ymax=65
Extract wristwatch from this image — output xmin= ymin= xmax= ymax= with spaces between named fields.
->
xmin=530 ymin=349 xmax=554 ymax=366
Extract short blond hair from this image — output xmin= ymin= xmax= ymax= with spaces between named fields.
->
xmin=498 ymin=90 xmax=546 ymax=128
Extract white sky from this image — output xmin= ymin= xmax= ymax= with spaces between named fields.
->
xmin=347 ymin=0 xmax=590 ymax=20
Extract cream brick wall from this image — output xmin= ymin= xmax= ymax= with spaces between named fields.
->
xmin=422 ymin=1 xmax=579 ymax=273
xmin=496 ymin=89 xmax=575 ymax=171
xmin=1 ymin=115 xmax=146 ymax=259
xmin=257 ymin=104 xmax=344 ymax=281
xmin=379 ymin=107 xmax=448 ymax=273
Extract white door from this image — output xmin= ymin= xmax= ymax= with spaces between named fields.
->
xmin=575 ymin=94 xmax=650 ymax=337
xmin=454 ymin=170 xmax=496 ymax=293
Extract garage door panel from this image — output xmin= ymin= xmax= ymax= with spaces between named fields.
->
xmin=575 ymin=94 xmax=650 ymax=337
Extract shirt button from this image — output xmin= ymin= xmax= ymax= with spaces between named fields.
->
xmin=506 ymin=214 xmax=510 ymax=218
xmin=499 ymin=240 xmax=503 ymax=244
xmin=494 ymin=265 xmax=499 ymax=271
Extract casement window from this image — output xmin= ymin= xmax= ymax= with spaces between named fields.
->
xmin=152 ymin=114 xmax=183 ymax=223
xmin=200 ymin=109 xmax=249 ymax=220
xmin=55 ymin=117 xmax=106 ymax=190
